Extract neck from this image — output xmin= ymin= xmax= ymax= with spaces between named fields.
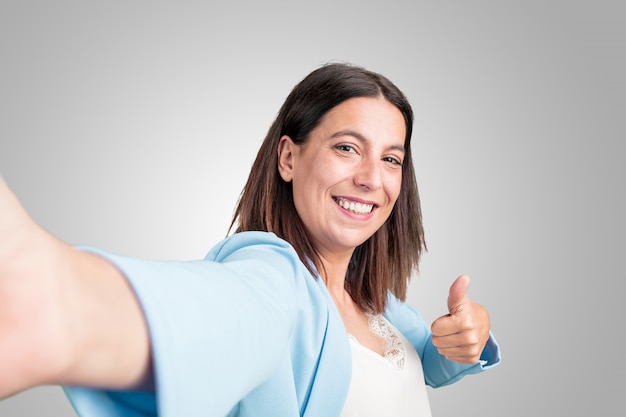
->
xmin=317 ymin=249 xmax=353 ymax=304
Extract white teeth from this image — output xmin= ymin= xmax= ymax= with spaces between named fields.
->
xmin=336 ymin=198 xmax=373 ymax=214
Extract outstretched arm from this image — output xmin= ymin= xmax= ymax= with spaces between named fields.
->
xmin=0 ymin=177 xmax=151 ymax=398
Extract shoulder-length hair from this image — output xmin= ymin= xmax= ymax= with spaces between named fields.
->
xmin=230 ymin=63 xmax=426 ymax=313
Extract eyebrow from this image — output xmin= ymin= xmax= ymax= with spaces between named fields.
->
xmin=330 ymin=129 xmax=406 ymax=153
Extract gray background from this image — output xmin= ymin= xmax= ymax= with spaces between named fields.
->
xmin=1 ymin=1 xmax=624 ymax=416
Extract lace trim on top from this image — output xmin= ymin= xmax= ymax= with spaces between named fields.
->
xmin=348 ymin=313 xmax=406 ymax=370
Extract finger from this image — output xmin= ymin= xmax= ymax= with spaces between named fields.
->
xmin=431 ymin=312 xmax=474 ymax=337
xmin=431 ymin=331 xmax=480 ymax=349
xmin=437 ymin=352 xmax=482 ymax=365
xmin=433 ymin=341 xmax=484 ymax=364
xmin=431 ymin=314 xmax=455 ymax=337
xmin=447 ymin=274 xmax=470 ymax=314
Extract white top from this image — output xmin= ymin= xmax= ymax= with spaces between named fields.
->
xmin=341 ymin=314 xmax=432 ymax=417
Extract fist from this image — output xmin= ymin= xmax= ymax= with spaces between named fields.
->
xmin=430 ymin=275 xmax=491 ymax=364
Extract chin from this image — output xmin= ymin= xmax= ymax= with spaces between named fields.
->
xmin=341 ymin=234 xmax=375 ymax=250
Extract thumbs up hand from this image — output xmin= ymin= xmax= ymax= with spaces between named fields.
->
xmin=430 ymin=275 xmax=491 ymax=364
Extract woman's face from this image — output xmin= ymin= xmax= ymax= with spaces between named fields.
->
xmin=278 ymin=97 xmax=406 ymax=260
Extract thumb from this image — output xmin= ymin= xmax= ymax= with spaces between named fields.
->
xmin=447 ymin=275 xmax=470 ymax=314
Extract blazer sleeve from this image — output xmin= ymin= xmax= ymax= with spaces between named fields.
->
xmin=384 ymin=293 xmax=501 ymax=388
xmin=64 ymin=232 xmax=302 ymax=417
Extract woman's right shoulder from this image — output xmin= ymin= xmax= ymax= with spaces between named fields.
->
xmin=204 ymin=231 xmax=313 ymax=286
xmin=205 ymin=231 xmax=295 ymax=261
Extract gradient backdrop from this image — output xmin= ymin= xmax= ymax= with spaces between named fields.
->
xmin=1 ymin=1 xmax=624 ymax=416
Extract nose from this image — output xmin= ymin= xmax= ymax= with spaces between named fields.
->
xmin=353 ymin=157 xmax=383 ymax=191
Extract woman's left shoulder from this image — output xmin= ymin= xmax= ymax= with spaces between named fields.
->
xmin=383 ymin=293 xmax=430 ymax=340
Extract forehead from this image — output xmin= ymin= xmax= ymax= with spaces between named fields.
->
xmin=314 ymin=97 xmax=407 ymax=146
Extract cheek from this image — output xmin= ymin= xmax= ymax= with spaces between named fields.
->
xmin=394 ymin=181 xmax=403 ymax=201
xmin=386 ymin=175 xmax=403 ymax=203
xmin=299 ymin=160 xmax=345 ymax=191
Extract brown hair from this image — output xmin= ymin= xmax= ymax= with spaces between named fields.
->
xmin=230 ymin=63 xmax=426 ymax=313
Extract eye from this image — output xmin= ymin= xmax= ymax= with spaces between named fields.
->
xmin=383 ymin=156 xmax=403 ymax=166
xmin=335 ymin=144 xmax=357 ymax=153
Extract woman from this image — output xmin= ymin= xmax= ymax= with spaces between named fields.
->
xmin=0 ymin=63 xmax=500 ymax=416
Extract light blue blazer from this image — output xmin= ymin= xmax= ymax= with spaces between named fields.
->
xmin=65 ymin=232 xmax=500 ymax=416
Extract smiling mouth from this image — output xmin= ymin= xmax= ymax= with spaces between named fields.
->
xmin=333 ymin=197 xmax=375 ymax=215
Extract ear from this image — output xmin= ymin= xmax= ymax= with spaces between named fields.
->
xmin=277 ymin=135 xmax=297 ymax=182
